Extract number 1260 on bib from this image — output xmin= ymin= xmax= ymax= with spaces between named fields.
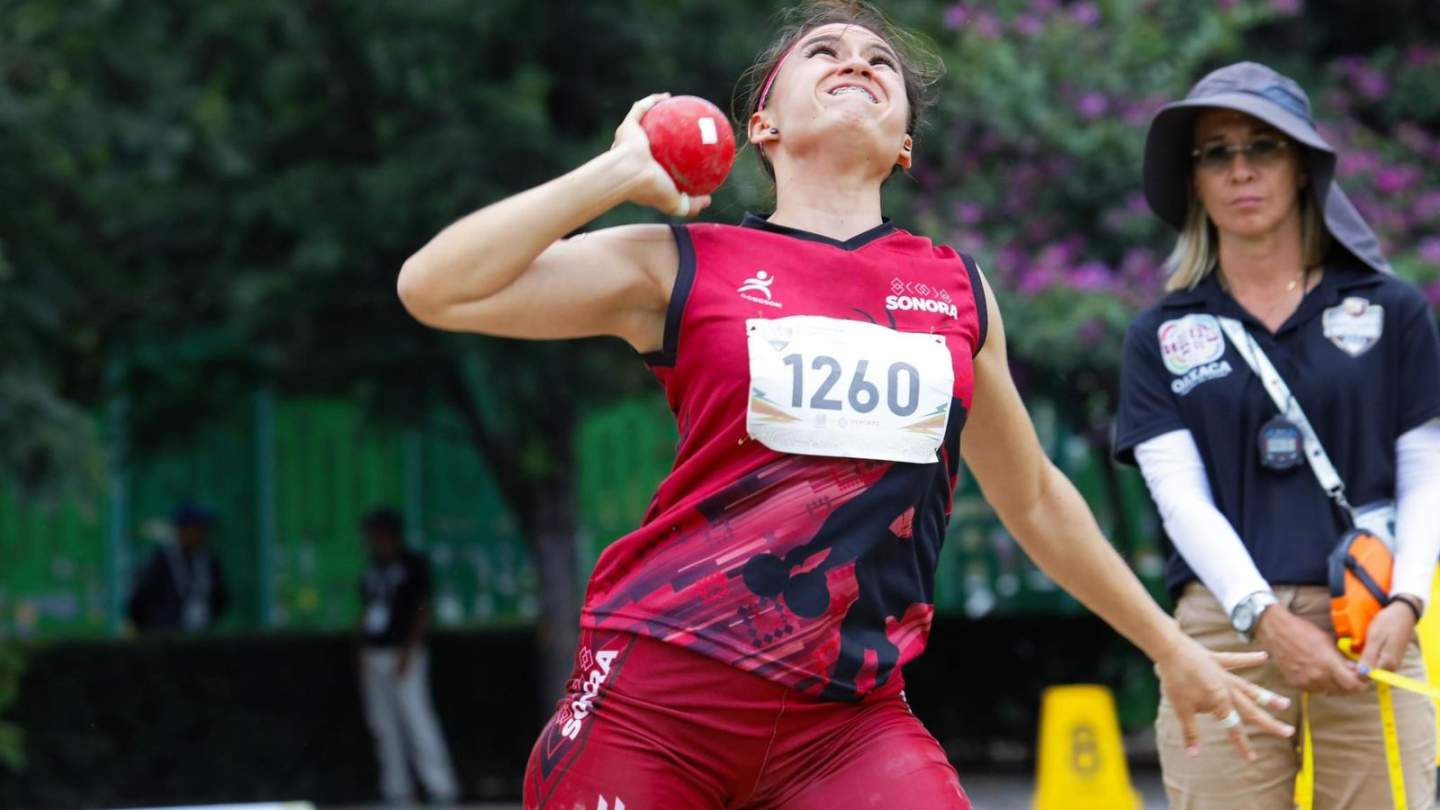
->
xmin=745 ymin=316 xmax=955 ymax=464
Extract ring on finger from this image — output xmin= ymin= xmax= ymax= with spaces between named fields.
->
xmin=673 ymin=193 xmax=691 ymax=218
xmin=1253 ymin=687 xmax=1280 ymax=708
xmin=1217 ymin=709 xmax=1242 ymax=729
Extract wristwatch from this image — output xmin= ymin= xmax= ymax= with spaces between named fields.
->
xmin=1231 ymin=591 xmax=1278 ymax=641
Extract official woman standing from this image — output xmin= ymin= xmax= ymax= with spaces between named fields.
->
xmin=1115 ymin=62 xmax=1440 ymax=808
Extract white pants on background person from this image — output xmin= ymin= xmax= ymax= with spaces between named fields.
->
xmin=361 ymin=647 xmax=460 ymax=804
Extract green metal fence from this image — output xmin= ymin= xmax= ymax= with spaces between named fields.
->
xmin=0 ymin=395 xmax=536 ymax=639
xmin=0 ymin=391 xmax=1162 ymax=640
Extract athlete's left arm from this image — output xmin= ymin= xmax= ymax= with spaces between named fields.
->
xmin=958 ymin=268 xmax=1291 ymax=759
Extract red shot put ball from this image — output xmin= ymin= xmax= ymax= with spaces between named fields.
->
xmin=640 ymin=95 xmax=736 ymax=196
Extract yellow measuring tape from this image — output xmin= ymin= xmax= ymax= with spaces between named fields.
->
xmin=1294 ymin=642 xmax=1411 ymax=810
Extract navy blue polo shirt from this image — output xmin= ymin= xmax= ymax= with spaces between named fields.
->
xmin=1114 ymin=262 xmax=1440 ymax=593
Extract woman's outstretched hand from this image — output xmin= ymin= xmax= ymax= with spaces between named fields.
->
xmin=1156 ymin=639 xmax=1295 ymax=762
xmin=610 ymin=93 xmax=712 ymax=218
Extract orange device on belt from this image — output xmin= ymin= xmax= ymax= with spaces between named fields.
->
xmin=1328 ymin=529 xmax=1394 ymax=650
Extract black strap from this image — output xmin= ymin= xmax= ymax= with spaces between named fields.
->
xmin=1345 ymin=555 xmax=1393 ymax=607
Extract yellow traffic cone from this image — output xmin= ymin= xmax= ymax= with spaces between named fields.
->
xmin=1417 ymin=570 xmax=1440 ymax=765
xmin=1032 ymin=684 xmax=1142 ymax=810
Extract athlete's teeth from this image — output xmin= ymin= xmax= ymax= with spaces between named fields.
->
xmin=831 ymin=86 xmax=877 ymax=103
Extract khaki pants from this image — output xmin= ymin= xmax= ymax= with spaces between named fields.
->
xmin=1157 ymin=583 xmax=1436 ymax=810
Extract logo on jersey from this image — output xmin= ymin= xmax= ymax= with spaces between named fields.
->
xmin=1170 ymin=360 xmax=1233 ymax=396
xmin=1323 ymin=296 xmax=1383 ymax=357
xmin=558 ymin=645 xmax=619 ymax=740
xmin=738 ymin=270 xmax=783 ymax=308
xmin=1158 ymin=314 xmax=1225 ymax=375
xmin=597 ymin=797 xmax=626 ymax=810
xmin=886 ymin=277 xmax=957 ymax=319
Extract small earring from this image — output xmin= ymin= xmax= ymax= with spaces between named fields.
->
xmin=769 ymin=128 xmax=779 ymax=135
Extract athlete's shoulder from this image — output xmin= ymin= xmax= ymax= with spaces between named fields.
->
xmin=879 ymin=226 xmax=968 ymax=262
xmin=682 ymin=221 xmax=749 ymax=237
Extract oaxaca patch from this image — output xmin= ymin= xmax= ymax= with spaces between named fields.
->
xmin=1158 ymin=314 xmax=1225 ymax=375
xmin=1323 ymin=296 xmax=1383 ymax=357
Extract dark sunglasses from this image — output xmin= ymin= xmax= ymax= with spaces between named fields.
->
xmin=1191 ymin=137 xmax=1291 ymax=173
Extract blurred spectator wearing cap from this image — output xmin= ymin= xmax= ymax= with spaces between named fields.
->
xmin=126 ymin=503 xmax=231 ymax=633
xmin=357 ymin=508 xmax=459 ymax=805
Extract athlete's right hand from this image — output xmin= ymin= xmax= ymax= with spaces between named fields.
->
xmin=1156 ymin=636 xmax=1294 ymax=762
xmin=610 ymin=93 xmax=712 ymax=218
xmin=1255 ymin=605 xmax=1367 ymax=695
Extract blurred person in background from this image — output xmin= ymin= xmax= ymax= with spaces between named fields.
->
xmin=126 ymin=502 xmax=230 ymax=633
xmin=398 ymin=3 xmax=1293 ymax=806
xmin=357 ymin=507 xmax=460 ymax=806
xmin=1115 ymin=62 xmax=1440 ymax=808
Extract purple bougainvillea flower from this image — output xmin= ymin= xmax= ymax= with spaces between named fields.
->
xmin=955 ymin=202 xmax=984 ymax=225
xmin=1269 ymin=0 xmax=1303 ymax=14
xmin=1337 ymin=150 xmax=1380 ymax=178
xmin=1121 ymin=248 xmax=1161 ymax=282
xmin=1412 ymin=192 xmax=1440 ymax=223
xmin=1067 ymin=262 xmax=1113 ymax=292
xmin=1418 ymin=237 xmax=1440 ymax=265
xmin=1404 ymin=44 xmax=1438 ymax=67
xmin=944 ymin=4 xmax=970 ymax=30
xmin=1068 ymin=1 xmax=1101 ymax=25
xmin=973 ymin=10 xmax=1002 ymax=38
xmin=1076 ymin=91 xmax=1109 ymax=120
xmin=1394 ymin=123 xmax=1432 ymax=155
xmin=1374 ymin=166 xmax=1420 ymax=195
xmin=1030 ymin=0 xmax=1060 ymax=14
xmin=1014 ymin=12 xmax=1046 ymax=37
xmin=1351 ymin=67 xmax=1390 ymax=101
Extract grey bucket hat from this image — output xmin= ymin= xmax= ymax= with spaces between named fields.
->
xmin=1142 ymin=61 xmax=1391 ymax=274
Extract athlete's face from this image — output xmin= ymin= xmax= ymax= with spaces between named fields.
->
xmin=1191 ymin=108 xmax=1307 ymax=243
xmin=749 ymin=24 xmax=912 ymax=173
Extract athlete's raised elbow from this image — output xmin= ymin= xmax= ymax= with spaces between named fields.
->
xmin=396 ymin=254 xmax=444 ymax=326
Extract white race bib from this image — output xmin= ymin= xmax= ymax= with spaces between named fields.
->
xmin=746 ymin=316 xmax=954 ymax=464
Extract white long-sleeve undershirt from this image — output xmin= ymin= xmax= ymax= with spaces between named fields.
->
xmin=1390 ymin=419 xmax=1440 ymax=601
xmin=1134 ymin=420 xmax=1440 ymax=615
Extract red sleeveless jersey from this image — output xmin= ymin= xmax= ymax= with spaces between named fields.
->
xmin=580 ymin=214 xmax=986 ymax=701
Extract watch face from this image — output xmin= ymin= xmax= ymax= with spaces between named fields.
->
xmin=1233 ymin=602 xmax=1255 ymax=633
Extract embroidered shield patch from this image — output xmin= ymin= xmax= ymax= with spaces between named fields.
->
xmin=1322 ymin=296 xmax=1384 ymax=357
xmin=1158 ymin=314 xmax=1225 ymax=375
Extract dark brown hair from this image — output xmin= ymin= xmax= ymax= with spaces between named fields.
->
xmin=735 ymin=0 xmax=945 ymax=180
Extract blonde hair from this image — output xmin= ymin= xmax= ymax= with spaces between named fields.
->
xmin=1163 ymin=186 xmax=1330 ymax=292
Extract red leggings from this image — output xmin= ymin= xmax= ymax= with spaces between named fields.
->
xmin=524 ymin=629 xmax=970 ymax=810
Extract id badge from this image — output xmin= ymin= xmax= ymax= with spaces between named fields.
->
xmin=364 ymin=602 xmax=391 ymax=634
xmin=1352 ymin=500 xmax=1397 ymax=550
xmin=746 ymin=316 xmax=954 ymax=464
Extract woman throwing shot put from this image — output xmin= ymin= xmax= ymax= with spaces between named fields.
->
xmin=398 ymin=3 xmax=1289 ymax=807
